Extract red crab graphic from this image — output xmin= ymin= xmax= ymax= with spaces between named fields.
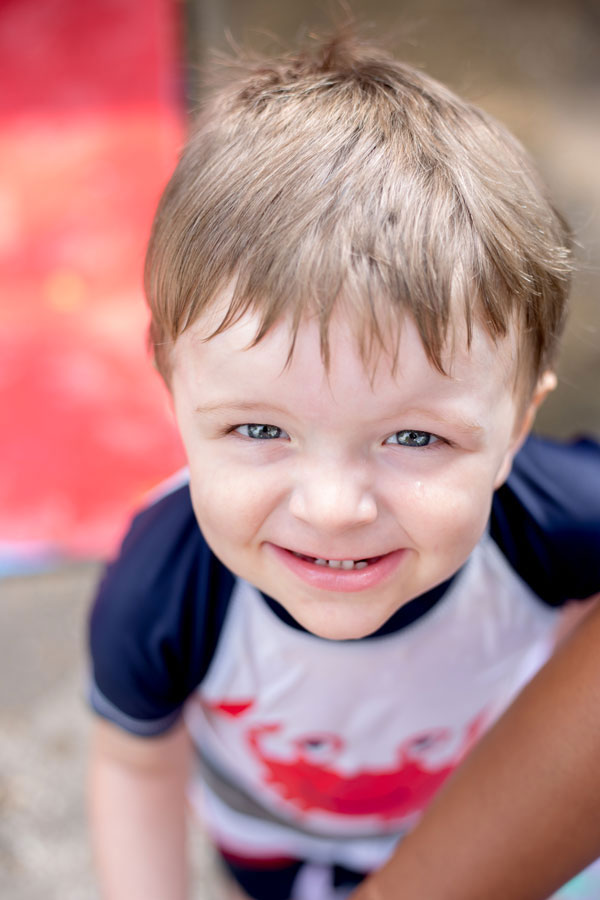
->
xmin=246 ymin=715 xmax=486 ymax=820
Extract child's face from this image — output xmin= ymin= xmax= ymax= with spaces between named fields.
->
xmin=171 ymin=300 xmax=542 ymax=640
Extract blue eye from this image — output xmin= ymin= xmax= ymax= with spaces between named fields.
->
xmin=385 ymin=430 xmax=439 ymax=447
xmin=235 ymin=424 xmax=289 ymax=440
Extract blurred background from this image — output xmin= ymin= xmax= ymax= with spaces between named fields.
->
xmin=0 ymin=1 xmax=598 ymax=897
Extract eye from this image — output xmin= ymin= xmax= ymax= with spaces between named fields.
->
xmin=385 ymin=429 xmax=440 ymax=448
xmin=235 ymin=423 xmax=289 ymax=440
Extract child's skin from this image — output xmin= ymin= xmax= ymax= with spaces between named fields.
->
xmin=89 ymin=289 xmax=600 ymax=900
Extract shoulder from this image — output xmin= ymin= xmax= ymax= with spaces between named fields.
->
xmin=89 ymin=481 xmax=235 ymax=734
xmin=491 ymin=434 xmax=600 ymax=604
xmin=95 ymin=481 xmax=216 ymax=610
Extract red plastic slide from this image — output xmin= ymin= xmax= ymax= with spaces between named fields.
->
xmin=0 ymin=0 xmax=186 ymax=568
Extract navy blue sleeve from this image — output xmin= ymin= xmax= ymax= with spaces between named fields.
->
xmin=491 ymin=435 xmax=600 ymax=606
xmin=88 ymin=484 xmax=235 ymax=735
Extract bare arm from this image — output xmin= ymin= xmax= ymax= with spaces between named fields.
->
xmin=89 ymin=717 xmax=191 ymax=900
xmin=352 ymin=596 xmax=600 ymax=900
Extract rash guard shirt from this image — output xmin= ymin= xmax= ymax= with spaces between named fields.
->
xmin=88 ymin=434 xmax=600 ymax=865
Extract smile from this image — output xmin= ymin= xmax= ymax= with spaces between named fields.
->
xmin=267 ymin=544 xmax=406 ymax=593
xmin=290 ymin=552 xmax=379 ymax=570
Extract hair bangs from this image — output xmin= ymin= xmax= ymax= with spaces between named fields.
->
xmin=145 ymin=30 xmax=572 ymax=387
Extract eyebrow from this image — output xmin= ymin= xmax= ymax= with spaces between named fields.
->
xmin=379 ymin=408 xmax=485 ymax=437
xmin=194 ymin=400 xmax=290 ymax=417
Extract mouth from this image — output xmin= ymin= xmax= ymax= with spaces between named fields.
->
xmin=289 ymin=551 xmax=381 ymax=571
xmin=267 ymin=544 xmax=405 ymax=593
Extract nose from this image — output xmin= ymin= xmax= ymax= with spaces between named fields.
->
xmin=288 ymin=457 xmax=377 ymax=533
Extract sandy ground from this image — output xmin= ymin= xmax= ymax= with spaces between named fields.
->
xmin=0 ymin=562 xmax=228 ymax=900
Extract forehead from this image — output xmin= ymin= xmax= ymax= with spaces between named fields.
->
xmin=172 ymin=300 xmax=520 ymax=422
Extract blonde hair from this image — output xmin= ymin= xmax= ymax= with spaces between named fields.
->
xmin=145 ymin=29 xmax=572 ymax=387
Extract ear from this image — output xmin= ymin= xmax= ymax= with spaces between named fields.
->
xmin=493 ymin=370 xmax=557 ymax=489
xmin=513 ymin=370 xmax=557 ymax=450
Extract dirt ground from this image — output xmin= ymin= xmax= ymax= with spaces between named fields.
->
xmin=0 ymin=563 xmax=228 ymax=900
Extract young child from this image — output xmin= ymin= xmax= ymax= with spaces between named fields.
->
xmin=88 ymin=29 xmax=600 ymax=900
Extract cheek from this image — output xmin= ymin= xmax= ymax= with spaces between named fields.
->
xmin=396 ymin=463 xmax=494 ymax=553
xmin=188 ymin=460 xmax=281 ymax=543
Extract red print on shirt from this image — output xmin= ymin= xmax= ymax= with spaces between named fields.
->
xmin=245 ymin=715 xmax=486 ymax=821
xmin=208 ymin=699 xmax=254 ymax=717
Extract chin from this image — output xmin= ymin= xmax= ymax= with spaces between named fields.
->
xmin=314 ymin=623 xmax=382 ymax=641
xmin=289 ymin=603 xmax=394 ymax=642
